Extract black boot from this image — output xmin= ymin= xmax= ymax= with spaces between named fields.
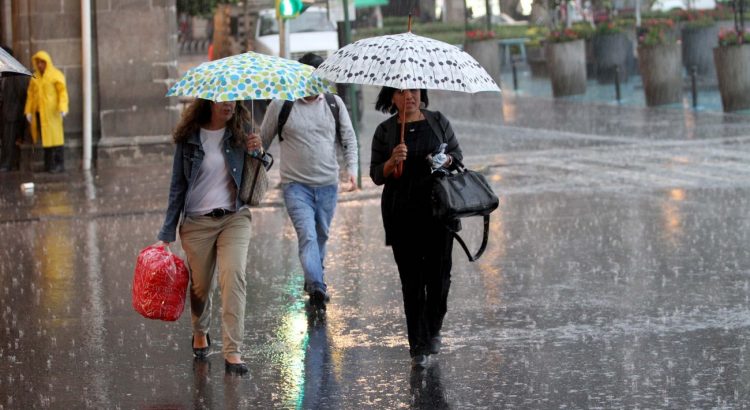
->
xmin=53 ymin=146 xmax=64 ymax=172
xmin=43 ymin=148 xmax=53 ymax=172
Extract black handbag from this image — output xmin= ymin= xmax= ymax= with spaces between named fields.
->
xmin=432 ymin=159 xmax=499 ymax=261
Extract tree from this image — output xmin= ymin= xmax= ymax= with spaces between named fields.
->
xmin=177 ymin=0 xmax=238 ymax=17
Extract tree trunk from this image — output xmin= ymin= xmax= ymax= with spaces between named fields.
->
xmin=212 ymin=4 xmax=232 ymax=60
xmin=420 ymin=0 xmax=437 ymax=21
xmin=442 ymin=0 xmax=466 ymax=23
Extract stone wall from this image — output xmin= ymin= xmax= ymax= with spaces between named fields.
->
xmin=9 ymin=0 xmax=180 ymax=169
xmin=94 ymin=0 xmax=180 ymax=166
xmin=14 ymin=0 xmax=84 ymax=143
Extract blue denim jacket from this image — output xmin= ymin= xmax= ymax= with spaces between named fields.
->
xmin=157 ymin=129 xmax=247 ymax=242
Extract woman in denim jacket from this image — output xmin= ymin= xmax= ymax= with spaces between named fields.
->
xmin=156 ymin=99 xmax=262 ymax=375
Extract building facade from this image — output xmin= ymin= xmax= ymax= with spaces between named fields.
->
xmin=1 ymin=0 xmax=180 ymax=169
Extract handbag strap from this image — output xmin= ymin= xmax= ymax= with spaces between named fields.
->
xmin=451 ymin=215 xmax=490 ymax=262
xmin=249 ymin=157 xmax=262 ymax=195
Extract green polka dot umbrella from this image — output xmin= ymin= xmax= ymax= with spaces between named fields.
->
xmin=166 ymin=51 xmax=336 ymax=102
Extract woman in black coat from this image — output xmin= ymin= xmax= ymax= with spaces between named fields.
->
xmin=369 ymin=87 xmax=463 ymax=369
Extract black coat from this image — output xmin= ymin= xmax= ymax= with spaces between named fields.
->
xmin=369 ymin=109 xmax=463 ymax=245
xmin=1 ymin=75 xmax=30 ymax=122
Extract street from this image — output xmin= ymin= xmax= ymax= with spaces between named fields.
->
xmin=2 ymin=88 xmax=750 ymax=408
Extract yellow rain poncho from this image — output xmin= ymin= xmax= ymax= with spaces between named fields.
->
xmin=24 ymin=51 xmax=68 ymax=148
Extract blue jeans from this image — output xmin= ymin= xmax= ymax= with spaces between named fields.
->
xmin=282 ymin=182 xmax=338 ymax=293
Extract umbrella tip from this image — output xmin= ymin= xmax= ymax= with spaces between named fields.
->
xmin=408 ymin=14 xmax=412 ymax=32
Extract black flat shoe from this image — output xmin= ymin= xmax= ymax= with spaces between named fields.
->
xmin=429 ymin=335 xmax=442 ymax=355
xmin=411 ymin=354 xmax=429 ymax=369
xmin=225 ymin=360 xmax=249 ymax=375
xmin=192 ymin=333 xmax=211 ymax=359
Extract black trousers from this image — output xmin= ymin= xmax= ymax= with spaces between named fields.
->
xmin=390 ymin=215 xmax=453 ymax=357
xmin=0 ymin=121 xmax=22 ymax=170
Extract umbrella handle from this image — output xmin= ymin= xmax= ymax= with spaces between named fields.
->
xmin=393 ymin=109 xmax=406 ymax=179
xmin=250 ymin=100 xmax=255 ymax=134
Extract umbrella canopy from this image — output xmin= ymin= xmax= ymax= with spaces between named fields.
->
xmin=166 ymin=51 xmax=335 ymax=102
xmin=0 ymin=47 xmax=32 ymax=77
xmin=313 ymin=32 xmax=500 ymax=93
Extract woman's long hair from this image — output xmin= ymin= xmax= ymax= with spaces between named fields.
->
xmin=173 ymin=99 xmax=249 ymax=147
xmin=374 ymin=87 xmax=429 ymax=114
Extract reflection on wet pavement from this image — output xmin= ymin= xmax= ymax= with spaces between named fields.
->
xmin=1 ymin=93 xmax=750 ymax=408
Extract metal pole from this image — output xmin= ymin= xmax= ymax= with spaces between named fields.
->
xmin=512 ymin=59 xmax=518 ymax=90
xmin=279 ymin=17 xmax=290 ymax=59
xmin=82 ymin=0 xmax=93 ymax=170
xmin=691 ymin=65 xmax=698 ymax=108
xmin=341 ymin=0 xmax=361 ymax=188
xmin=1 ymin=0 xmax=12 ymax=46
xmin=635 ymin=0 xmax=641 ymax=28
xmin=485 ymin=0 xmax=492 ymax=31
xmin=614 ymin=65 xmax=621 ymax=102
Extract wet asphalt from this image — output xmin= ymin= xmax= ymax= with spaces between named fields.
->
xmin=1 ymin=87 xmax=750 ymax=409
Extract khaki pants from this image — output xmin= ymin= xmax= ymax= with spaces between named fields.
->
xmin=180 ymin=208 xmax=251 ymax=359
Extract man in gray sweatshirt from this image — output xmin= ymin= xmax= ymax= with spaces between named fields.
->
xmin=257 ymin=53 xmax=358 ymax=309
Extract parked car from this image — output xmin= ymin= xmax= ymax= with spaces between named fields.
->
xmin=254 ymin=6 xmax=339 ymax=60
xmin=650 ymin=0 xmax=716 ymax=11
xmin=469 ymin=13 xmax=526 ymax=26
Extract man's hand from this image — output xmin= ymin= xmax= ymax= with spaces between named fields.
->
xmin=25 ymin=114 xmax=32 ymax=123
xmin=345 ymin=174 xmax=358 ymax=192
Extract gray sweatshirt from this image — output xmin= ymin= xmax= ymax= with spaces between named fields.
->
xmin=260 ymin=94 xmax=358 ymax=187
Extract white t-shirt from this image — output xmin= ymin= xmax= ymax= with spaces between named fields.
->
xmin=185 ymin=128 xmax=236 ymax=216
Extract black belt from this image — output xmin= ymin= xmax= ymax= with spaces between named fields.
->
xmin=203 ymin=208 xmax=234 ymax=218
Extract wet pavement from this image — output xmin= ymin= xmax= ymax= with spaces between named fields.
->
xmin=2 ymin=88 xmax=750 ymax=408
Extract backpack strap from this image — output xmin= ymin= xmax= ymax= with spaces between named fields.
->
xmin=323 ymin=93 xmax=343 ymax=148
xmin=276 ymin=94 xmax=343 ymax=147
xmin=276 ymin=100 xmax=294 ymax=142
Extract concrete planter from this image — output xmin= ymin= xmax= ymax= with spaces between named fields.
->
xmin=638 ymin=43 xmax=683 ymax=106
xmin=464 ymin=39 xmax=502 ymax=85
xmin=545 ymin=39 xmax=587 ymax=97
xmin=527 ymin=46 xmax=548 ymax=77
xmin=681 ymin=24 xmax=719 ymax=79
xmin=713 ymin=44 xmax=750 ymax=112
xmin=593 ymin=32 xmax=630 ymax=83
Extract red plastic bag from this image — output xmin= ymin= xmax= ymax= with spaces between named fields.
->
xmin=132 ymin=244 xmax=189 ymax=321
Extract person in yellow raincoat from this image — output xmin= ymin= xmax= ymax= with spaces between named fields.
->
xmin=24 ymin=51 xmax=68 ymax=173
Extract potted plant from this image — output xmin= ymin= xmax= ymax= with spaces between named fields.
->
xmin=463 ymin=29 xmax=501 ymax=85
xmin=713 ymin=0 xmax=750 ymax=112
xmin=637 ymin=18 xmax=683 ymax=106
xmin=545 ymin=27 xmax=587 ymax=97
xmin=678 ymin=10 xmax=719 ymax=78
xmin=593 ymin=20 xmax=632 ymax=83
